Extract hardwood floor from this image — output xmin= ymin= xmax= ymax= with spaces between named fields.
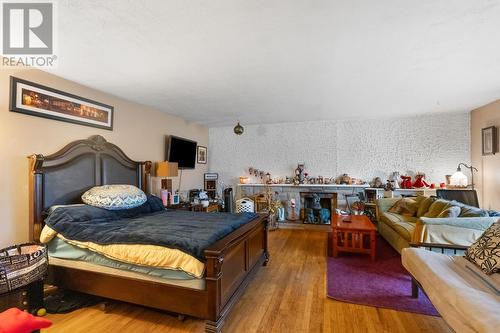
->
xmin=46 ymin=230 xmax=451 ymax=333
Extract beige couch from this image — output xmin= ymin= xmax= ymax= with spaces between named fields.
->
xmin=402 ymin=248 xmax=500 ymax=333
xmin=376 ymin=197 xmax=498 ymax=253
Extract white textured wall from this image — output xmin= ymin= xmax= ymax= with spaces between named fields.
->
xmin=209 ymin=112 xmax=470 ymax=188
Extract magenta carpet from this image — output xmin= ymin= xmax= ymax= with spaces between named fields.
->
xmin=327 ymin=236 xmax=439 ymax=316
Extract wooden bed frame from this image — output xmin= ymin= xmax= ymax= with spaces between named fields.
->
xmin=28 ymin=135 xmax=269 ymax=333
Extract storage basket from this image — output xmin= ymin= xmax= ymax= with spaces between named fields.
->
xmin=236 ymin=198 xmax=255 ymax=213
xmin=0 ymin=243 xmax=48 ymax=294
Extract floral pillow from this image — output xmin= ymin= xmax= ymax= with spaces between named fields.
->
xmin=82 ymin=185 xmax=147 ymax=210
xmin=464 ymin=222 xmax=500 ymax=275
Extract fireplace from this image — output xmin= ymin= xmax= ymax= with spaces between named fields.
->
xmin=300 ymin=192 xmax=337 ymax=224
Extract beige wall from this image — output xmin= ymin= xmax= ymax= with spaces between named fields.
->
xmin=471 ymin=99 xmax=500 ymax=210
xmin=0 ymin=68 xmax=208 ymax=248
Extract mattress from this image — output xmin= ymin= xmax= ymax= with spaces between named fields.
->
xmin=48 ymin=237 xmax=205 ymax=290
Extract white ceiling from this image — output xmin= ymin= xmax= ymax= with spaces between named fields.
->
xmin=49 ymin=0 xmax=500 ymax=127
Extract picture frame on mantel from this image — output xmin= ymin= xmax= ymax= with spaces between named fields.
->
xmin=197 ymin=146 xmax=207 ymax=164
xmin=482 ymin=126 xmax=498 ymax=155
xmin=9 ymin=77 xmax=114 ymax=130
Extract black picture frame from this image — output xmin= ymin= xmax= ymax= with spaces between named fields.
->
xmin=482 ymin=126 xmax=497 ymax=156
xmin=9 ymin=76 xmax=114 ymax=130
xmin=197 ymin=146 xmax=207 ymax=164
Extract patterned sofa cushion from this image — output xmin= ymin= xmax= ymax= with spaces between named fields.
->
xmin=82 ymin=185 xmax=147 ymax=210
xmin=465 ymin=222 xmax=500 ymax=275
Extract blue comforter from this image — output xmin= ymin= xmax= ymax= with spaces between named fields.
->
xmin=44 ymin=196 xmax=259 ymax=262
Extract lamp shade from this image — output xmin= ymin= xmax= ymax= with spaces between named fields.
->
xmin=156 ymin=161 xmax=178 ymax=177
xmin=450 ymin=170 xmax=467 ymax=187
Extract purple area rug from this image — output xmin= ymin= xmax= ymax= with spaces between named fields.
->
xmin=327 ymin=236 xmax=439 ymax=316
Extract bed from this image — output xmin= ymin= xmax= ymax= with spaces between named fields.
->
xmin=28 ymin=135 xmax=269 ymax=333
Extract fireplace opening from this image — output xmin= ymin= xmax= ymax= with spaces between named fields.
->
xmin=300 ymin=192 xmax=337 ymax=225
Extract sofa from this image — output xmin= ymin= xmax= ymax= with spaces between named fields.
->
xmin=402 ymin=247 xmax=500 ymax=333
xmin=376 ymin=196 xmax=499 ymax=254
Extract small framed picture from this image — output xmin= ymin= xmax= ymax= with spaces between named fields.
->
xmin=197 ymin=146 xmax=207 ymax=164
xmin=482 ymin=126 xmax=498 ymax=155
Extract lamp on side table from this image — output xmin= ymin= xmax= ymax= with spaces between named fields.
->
xmin=156 ymin=161 xmax=178 ymax=205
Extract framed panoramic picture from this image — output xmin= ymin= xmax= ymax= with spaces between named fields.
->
xmin=10 ymin=77 xmax=114 ymax=130
xmin=482 ymin=126 xmax=498 ymax=155
xmin=197 ymin=146 xmax=207 ymax=164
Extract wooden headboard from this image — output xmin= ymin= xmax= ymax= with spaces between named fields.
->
xmin=28 ymin=135 xmax=152 ymax=242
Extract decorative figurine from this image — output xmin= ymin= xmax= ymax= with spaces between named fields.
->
xmin=390 ymin=171 xmax=401 ymax=189
xmin=413 ymin=172 xmax=430 ymax=188
xmin=294 ymin=163 xmax=305 ymax=184
xmin=370 ymin=177 xmax=384 ymax=188
xmin=384 ymin=179 xmax=396 ymax=191
xmin=400 ymin=175 xmax=412 ymax=189
xmin=312 ymin=193 xmax=322 ymax=210
xmin=339 ymin=173 xmax=352 ymax=185
xmin=265 ymin=172 xmax=272 ymax=184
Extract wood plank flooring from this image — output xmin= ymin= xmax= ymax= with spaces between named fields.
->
xmin=46 ymin=230 xmax=452 ymax=333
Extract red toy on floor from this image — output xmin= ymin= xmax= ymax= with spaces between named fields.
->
xmin=0 ymin=308 xmax=51 ymax=333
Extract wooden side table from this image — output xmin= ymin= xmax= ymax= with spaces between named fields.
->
xmin=332 ymin=214 xmax=377 ymax=261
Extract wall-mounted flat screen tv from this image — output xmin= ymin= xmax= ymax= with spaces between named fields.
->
xmin=165 ymin=135 xmax=197 ymax=169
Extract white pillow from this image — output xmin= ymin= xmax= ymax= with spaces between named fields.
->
xmin=82 ymin=185 xmax=147 ymax=210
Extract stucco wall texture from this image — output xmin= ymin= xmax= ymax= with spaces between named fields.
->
xmin=209 ymin=112 xmax=470 ymax=188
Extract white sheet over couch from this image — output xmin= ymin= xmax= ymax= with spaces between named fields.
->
xmin=402 ymin=248 xmax=500 ymax=333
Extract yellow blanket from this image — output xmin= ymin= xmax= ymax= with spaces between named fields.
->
xmin=40 ymin=226 xmax=205 ymax=278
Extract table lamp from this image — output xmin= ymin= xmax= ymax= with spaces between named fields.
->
xmin=450 ymin=163 xmax=478 ymax=189
xmin=156 ymin=161 xmax=178 ymax=192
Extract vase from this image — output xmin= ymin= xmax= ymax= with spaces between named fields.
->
xmin=268 ymin=214 xmax=278 ymax=230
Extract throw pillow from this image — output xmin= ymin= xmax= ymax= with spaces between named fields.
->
xmin=423 ymin=199 xmax=452 ymax=218
xmin=416 ymin=196 xmax=436 ymax=217
xmin=464 ymin=222 xmax=500 ymax=275
xmin=388 ymin=200 xmax=403 ymax=214
xmin=82 ymin=184 xmax=147 ymax=210
xmin=437 ymin=206 xmax=461 ymax=218
xmin=460 ymin=206 xmax=489 ymax=217
xmin=388 ymin=198 xmax=418 ymax=216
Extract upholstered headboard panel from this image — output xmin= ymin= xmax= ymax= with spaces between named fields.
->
xmin=28 ymin=135 xmax=151 ymax=241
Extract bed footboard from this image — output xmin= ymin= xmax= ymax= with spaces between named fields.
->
xmin=204 ymin=213 xmax=269 ymax=333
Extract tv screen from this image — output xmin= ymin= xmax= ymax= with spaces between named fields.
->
xmin=166 ymin=136 xmax=197 ymax=169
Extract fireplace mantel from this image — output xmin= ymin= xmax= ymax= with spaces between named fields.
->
xmin=237 ymin=183 xmax=369 ymax=189
xmin=236 ymin=183 xmax=368 ymax=223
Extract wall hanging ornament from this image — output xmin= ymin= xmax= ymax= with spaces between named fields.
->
xmin=234 ymin=122 xmax=244 ymax=135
